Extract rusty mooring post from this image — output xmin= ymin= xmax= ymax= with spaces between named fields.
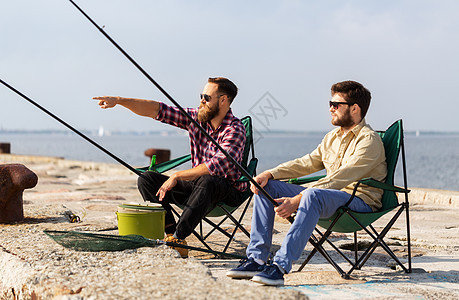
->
xmin=0 ymin=164 xmax=38 ymax=223
xmin=0 ymin=143 xmax=11 ymax=154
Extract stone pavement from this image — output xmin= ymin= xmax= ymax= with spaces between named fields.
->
xmin=0 ymin=154 xmax=458 ymax=299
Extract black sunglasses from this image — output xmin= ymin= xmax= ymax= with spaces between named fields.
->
xmin=200 ymin=94 xmax=212 ymax=102
xmin=329 ymin=101 xmax=355 ymax=109
xmin=200 ymin=94 xmax=224 ymax=102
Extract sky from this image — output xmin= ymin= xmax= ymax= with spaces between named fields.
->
xmin=1 ymin=0 xmax=458 ymax=133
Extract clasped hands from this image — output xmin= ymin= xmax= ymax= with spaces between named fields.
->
xmin=250 ymin=171 xmax=301 ymax=219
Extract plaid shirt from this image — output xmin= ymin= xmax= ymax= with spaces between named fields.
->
xmin=155 ymin=102 xmax=247 ymax=192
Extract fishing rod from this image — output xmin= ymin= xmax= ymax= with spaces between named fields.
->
xmin=68 ymin=0 xmax=292 ymax=222
xmin=0 ymin=78 xmax=142 ymax=176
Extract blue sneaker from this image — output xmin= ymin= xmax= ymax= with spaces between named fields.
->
xmin=226 ymin=258 xmax=265 ymax=279
xmin=251 ymin=264 xmax=285 ymax=286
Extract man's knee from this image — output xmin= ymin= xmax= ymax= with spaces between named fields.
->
xmin=302 ymin=188 xmax=319 ymax=198
xmin=137 ymin=171 xmax=162 ymax=191
xmin=300 ymin=188 xmax=322 ymax=210
xmin=194 ymin=174 xmax=218 ymax=189
xmin=253 ymin=183 xmax=277 ymax=209
xmin=137 ymin=173 xmax=148 ymax=191
xmin=137 ymin=173 xmax=150 ymax=190
xmin=259 ymin=179 xmax=279 ymax=196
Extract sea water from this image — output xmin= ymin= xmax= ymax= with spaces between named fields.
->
xmin=0 ymin=131 xmax=458 ymax=191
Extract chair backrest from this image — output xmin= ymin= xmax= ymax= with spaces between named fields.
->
xmin=240 ymin=116 xmax=254 ymax=168
xmin=377 ymin=120 xmax=404 ymax=210
xmin=204 ymin=116 xmax=257 ymax=216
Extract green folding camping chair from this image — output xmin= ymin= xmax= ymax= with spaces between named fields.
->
xmin=288 ymin=119 xmax=411 ymax=278
xmin=137 ymin=116 xmax=257 ymax=255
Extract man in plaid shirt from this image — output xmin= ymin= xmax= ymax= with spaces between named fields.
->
xmin=94 ymin=77 xmax=246 ymax=257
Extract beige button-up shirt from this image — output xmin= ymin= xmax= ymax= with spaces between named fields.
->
xmin=268 ymin=119 xmax=387 ymax=211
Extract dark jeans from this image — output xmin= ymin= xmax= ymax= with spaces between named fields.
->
xmin=137 ymin=172 xmax=243 ymax=239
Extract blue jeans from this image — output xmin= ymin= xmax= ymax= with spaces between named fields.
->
xmin=247 ymin=180 xmax=372 ymax=273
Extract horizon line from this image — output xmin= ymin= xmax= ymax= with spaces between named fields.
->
xmin=1 ymin=128 xmax=458 ymax=135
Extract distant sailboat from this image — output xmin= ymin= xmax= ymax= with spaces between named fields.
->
xmin=98 ymin=126 xmax=104 ymax=137
xmin=416 ymin=130 xmax=420 ymax=137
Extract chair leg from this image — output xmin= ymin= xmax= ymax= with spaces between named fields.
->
xmin=297 ymin=211 xmax=349 ymax=278
xmin=298 ymin=201 xmax=412 ymax=277
xmin=297 ymin=230 xmax=348 ymax=278
xmin=202 ymin=217 xmax=233 ymax=239
xmin=400 ymin=132 xmax=412 ymax=273
xmin=200 ymin=221 xmax=203 ymax=238
xmin=347 ymin=207 xmax=409 ymax=275
xmin=167 ymin=195 xmax=254 ymax=256
xmin=297 ymin=234 xmax=345 ymax=274
xmin=221 ymin=197 xmax=253 ymax=253
xmin=345 ymin=217 xmax=390 ymax=275
xmin=219 ymin=205 xmax=251 ymax=237
xmin=297 ymin=238 xmax=319 ymax=272
xmin=314 ymin=227 xmax=355 ymax=266
xmin=355 ymin=225 xmax=380 ymax=269
xmin=309 ymin=237 xmax=348 ymax=278
xmin=223 ymin=225 xmax=239 ymax=253
xmin=168 ymin=204 xmax=217 ymax=255
xmin=368 ymin=212 xmax=410 ymax=273
xmin=190 ymin=228 xmax=218 ymax=254
xmin=203 ymin=196 xmax=252 ymax=241
xmin=354 ymin=232 xmax=360 ymax=269
xmin=404 ymin=202 xmax=412 ymax=273
xmin=203 ymin=216 xmax=230 ymax=240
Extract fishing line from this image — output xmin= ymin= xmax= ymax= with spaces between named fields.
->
xmin=68 ymin=0 xmax=289 ymax=219
xmin=0 ymin=78 xmax=142 ymax=176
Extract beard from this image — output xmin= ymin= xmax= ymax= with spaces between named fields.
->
xmin=331 ymin=109 xmax=354 ymax=127
xmin=198 ymin=102 xmax=220 ymax=123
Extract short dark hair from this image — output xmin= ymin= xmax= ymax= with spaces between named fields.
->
xmin=331 ymin=80 xmax=371 ymax=119
xmin=208 ymin=77 xmax=238 ymax=103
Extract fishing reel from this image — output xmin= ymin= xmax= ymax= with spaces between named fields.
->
xmin=63 ymin=210 xmax=81 ymax=223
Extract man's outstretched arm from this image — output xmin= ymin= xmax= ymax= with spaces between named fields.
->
xmin=93 ymin=96 xmax=160 ymax=118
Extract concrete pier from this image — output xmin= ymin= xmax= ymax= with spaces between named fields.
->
xmin=0 ymin=154 xmax=457 ymax=299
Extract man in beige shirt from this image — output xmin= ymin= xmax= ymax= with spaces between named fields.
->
xmin=227 ymin=80 xmax=387 ymax=286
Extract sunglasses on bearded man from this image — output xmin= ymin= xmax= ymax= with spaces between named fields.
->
xmin=329 ymin=101 xmax=356 ymax=109
xmin=200 ymin=94 xmax=226 ymax=102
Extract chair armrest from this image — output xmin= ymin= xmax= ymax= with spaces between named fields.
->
xmin=136 ymin=154 xmax=192 ymax=174
xmin=288 ymin=175 xmax=326 ymax=185
xmin=237 ymin=158 xmax=258 ymax=182
xmin=359 ymin=177 xmax=410 ymax=193
xmin=287 ymin=176 xmax=409 ymax=194
xmin=343 ymin=177 xmax=410 ymax=207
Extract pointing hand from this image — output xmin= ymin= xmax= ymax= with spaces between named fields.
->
xmin=93 ymin=96 xmax=119 ymax=109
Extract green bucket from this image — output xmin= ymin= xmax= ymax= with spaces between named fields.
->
xmin=116 ymin=204 xmax=165 ymax=240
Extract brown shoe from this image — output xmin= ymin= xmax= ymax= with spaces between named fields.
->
xmin=163 ymin=235 xmax=188 ymax=258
